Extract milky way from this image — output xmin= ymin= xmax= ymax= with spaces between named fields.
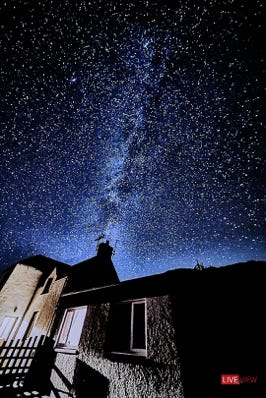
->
xmin=0 ymin=0 xmax=265 ymax=280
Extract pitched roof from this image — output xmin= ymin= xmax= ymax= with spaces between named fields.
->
xmin=60 ymin=260 xmax=265 ymax=308
xmin=16 ymin=255 xmax=70 ymax=279
xmin=64 ymin=254 xmax=119 ymax=293
xmin=0 ymin=255 xmax=70 ymax=291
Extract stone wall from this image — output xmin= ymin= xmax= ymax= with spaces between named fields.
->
xmin=51 ymin=296 xmax=184 ymax=398
xmin=16 ymin=268 xmax=67 ymax=339
xmin=0 ymin=263 xmax=43 ymax=340
xmin=0 ymin=263 xmax=67 ymax=341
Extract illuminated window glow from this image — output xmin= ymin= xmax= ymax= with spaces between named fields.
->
xmin=56 ymin=307 xmax=87 ymax=350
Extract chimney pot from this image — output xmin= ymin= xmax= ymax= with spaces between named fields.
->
xmin=97 ymin=241 xmax=113 ymax=258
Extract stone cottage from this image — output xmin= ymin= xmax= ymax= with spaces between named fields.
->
xmin=0 ymin=255 xmax=69 ymax=342
xmin=51 ymin=243 xmax=184 ymax=398
xmin=50 ymin=243 xmax=264 ymax=398
xmin=0 ymin=242 xmax=264 ymax=398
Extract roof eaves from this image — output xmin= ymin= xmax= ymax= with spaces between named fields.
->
xmin=62 ymin=282 xmax=120 ymax=297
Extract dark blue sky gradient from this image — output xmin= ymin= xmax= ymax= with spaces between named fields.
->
xmin=0 ymin=0 xmax=265 ymax=280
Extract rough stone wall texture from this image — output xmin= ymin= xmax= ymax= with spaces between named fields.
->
xmin=52 ymin=296 xmax=184 ymax=398
xmin=51 ymin=353 xmax=77 ymax=396
xmin=35 ymin=275 xmax=66 ymax=336
xmin=0 ymin=264 xmax=43 ymax=339
xmin=16 ymin=269 xmax=67 ymax=339
xmin=0 ymin=264 xmax=66 ymax=340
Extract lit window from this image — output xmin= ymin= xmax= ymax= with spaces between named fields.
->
xmin=56 ymin=307 xmax=87 ymax=350
xmin=0 ymin=316 xmax=18 ymax=340
xmin=110 ymin=299 xmax=147 ymax=356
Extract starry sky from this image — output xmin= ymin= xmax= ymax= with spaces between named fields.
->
xmin=0 ymin=0 xmax=265 ymax=280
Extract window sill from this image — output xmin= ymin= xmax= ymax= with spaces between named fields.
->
xmin=110 ymin=350 xmax=147 ymax=358
xmin=108 ymin=350 xmax=148 ymax=364
xmin=54 ymin=347 xmax=79 ymax=354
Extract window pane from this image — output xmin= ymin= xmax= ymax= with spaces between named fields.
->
xmin=57 ymin=307 xmax=86 ymax=348
xmin=111 ymin=304 xmax=131 ymax=352
xmin=58 ymin=310 xmax=74 ymax=345
xmin=67 ymin=308 xmax=86 ymax=346
xmin=0 ymin=316 xmax=17 ymax=340
xmin=132 ymin=303 xmax=146 ymax=349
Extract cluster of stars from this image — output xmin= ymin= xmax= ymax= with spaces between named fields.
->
xmin=0 ymin=0 xmax=265 ymax=279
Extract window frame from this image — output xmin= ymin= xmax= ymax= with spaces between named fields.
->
xmin=0 ymin=315 xmax=18 ymax=341
xmin=55 ymin=306 xmax=87 ymax=353
xmin=24 ymin=311 xmax=39 ymax=339
xmin=110 ymin=299 xmax=147 ymax=357
xmin=41 ymin=277 xmax=54 ymax=295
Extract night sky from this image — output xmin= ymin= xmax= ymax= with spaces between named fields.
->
xmin=0 ymin=0 xmax=265 ymax=280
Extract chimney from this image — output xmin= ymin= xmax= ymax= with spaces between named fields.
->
xmin=97 ymin=240 xmax=113 ymax=259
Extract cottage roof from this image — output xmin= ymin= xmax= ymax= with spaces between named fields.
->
xmin=64 ymin=255 xmax=119 ymax=293
xmin=60 ymin=260 xmax=265 ymax=309
xmin=0 ymin=255 xmax=70 ymax=291
xmin=17 ymin=255 xmax=70 ymax=279
xmin=63 ymin=241 xmax=119 ymax=293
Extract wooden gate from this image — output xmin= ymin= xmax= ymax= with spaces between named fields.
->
xmin=0 ymin=335 xmax=46 ymax=389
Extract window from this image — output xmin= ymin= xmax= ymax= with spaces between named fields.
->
xmin=0 ymin=316 xmax=18 ymax=340
xmin=56 ymin=307 xmax=87 ymax=351
xmin=24 ymin=311 xmax=39 ymax=339
xmin=110 ymin=299 xmax=147 ymax=356
xmin=41 ymin=277 xmax=53 ymax=294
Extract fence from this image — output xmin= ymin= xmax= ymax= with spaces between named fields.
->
xmin=0 ymin=335 xmax=46 ymax=389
